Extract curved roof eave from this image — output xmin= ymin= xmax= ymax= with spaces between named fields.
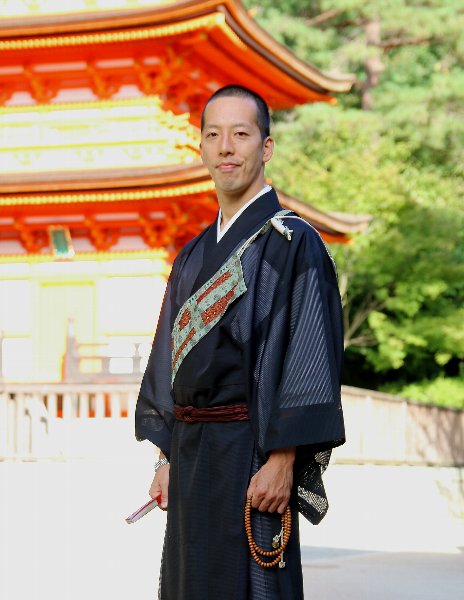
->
xmin=0 ymin=163 xmax=210 ymax=194
xmin=0 ymin=162 xmax=370 ymax=234
xmin=0 ymin=0 xmax=354 ymax=95
xmin=276 ymin=189 xmax=371 ymax=235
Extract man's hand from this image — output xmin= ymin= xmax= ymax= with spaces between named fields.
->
xmin=149 ymin=463 xmax=170 ymax=511
xmin=246 ymin=447 xmax=295 ymax=514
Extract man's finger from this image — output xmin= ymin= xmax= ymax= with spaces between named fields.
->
xmin=267 ymin=499 xmax=280 ymax=513
xmin=251 ymin=489 xmax=266 ymax=509
xmin=149 ymin=482 xmax=160 ymax=499
xmin=246 ymin=481 xmax=256 ymax=500
xmin=160 ymin=485 xmax=168 ymax=510
xmin=257 ymin=498 xmax=271 ymax=513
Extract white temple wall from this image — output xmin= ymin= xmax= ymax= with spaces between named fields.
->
xmin=0 ymin=254 xmax=169 ymax=383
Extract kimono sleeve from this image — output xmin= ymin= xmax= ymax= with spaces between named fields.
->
xmin=261 ymin=227 xmax=345 ymax=524
xmin=263 ymin=228 xmax=345 ymax=454
xmin=135 ymin=279 xmax=175 ymax=459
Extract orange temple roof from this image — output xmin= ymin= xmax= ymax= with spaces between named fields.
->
xmin=0 ymin=1 xmax=364 ymax=256
xmin=0 ymin=0 xmax=354 ymax=114
xmin=0 ymin=164 xmax=370 ymax=251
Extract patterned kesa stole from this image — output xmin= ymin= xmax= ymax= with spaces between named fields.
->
xmin=171 ymin=253 xmax=247 ymax=384
xmin=171 ymin=210 xmax=292 ymax=385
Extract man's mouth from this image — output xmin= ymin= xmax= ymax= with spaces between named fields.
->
xmin=217 ymin=162 xmax=240 ymax=172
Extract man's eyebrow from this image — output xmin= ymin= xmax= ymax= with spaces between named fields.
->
xmin=203 ymin=122 xmax=253 ymax=129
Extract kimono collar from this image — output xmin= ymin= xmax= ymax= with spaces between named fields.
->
xmin=190 ymin=187 xmax=282 ymax=296
xmin=217 ymin=184 xmax=272 ymax=242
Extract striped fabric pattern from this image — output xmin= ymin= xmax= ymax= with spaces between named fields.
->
xmin=279 ymin=269 xmax=333 ymax=407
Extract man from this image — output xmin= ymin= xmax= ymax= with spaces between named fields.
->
xmin=135 ymin=85 xmax=345 ymax=599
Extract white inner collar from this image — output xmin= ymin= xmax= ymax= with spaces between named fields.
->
xmin=216 ymin=185 xmax=272 ymax=243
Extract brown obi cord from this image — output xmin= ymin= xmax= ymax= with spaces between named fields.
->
xmin=174 ymin=403 xmax=249 ymax=423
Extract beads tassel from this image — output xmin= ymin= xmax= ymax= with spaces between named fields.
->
xmin=244 ymin=498 xmax=291 ymax=569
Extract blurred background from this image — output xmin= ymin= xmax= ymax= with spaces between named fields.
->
xmin=0 ymin=1 xmax=463 ymax=599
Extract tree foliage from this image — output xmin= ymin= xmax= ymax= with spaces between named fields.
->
xmin=244 ymin=0 xmax=464 ymax=406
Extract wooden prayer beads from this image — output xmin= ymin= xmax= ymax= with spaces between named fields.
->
xmin=244 ymin=498 xmax=292 ymax=568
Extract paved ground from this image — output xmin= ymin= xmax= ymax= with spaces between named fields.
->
xmin=302 ymin=547 xmax=463 ymax=599
xmin=1 ymin=451 xmax=463 ymax=600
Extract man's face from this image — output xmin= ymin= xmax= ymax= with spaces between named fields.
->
xmin=200 ymin=96 xmax=273 ymax=200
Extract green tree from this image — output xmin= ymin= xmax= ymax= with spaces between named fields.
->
xmin=244 ymin=0 xmax=464 ymax=405
xmin=247 ymin=0 xmax=464 ymax=175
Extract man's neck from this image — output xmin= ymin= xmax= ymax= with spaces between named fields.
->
xmin=218 ymin=181 xmax=267 ymax=230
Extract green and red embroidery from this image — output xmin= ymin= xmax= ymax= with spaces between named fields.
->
xmin=171 ymin=210 xmax=292 ymax=385
xmin=171 ymin=254 xmax=246 ymax=383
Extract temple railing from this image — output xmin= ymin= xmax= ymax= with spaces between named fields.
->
xmin=1 ymin=384 xmax=463 ymax=465
xmin=0 ymin=329 xmax=151 ymax=384
xmin=62 ymin=335 xmax=150 ymax=383
xmin=0 ymin=384 xmax=139 ymax=459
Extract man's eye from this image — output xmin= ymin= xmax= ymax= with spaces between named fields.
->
xmin=236 ymin=131 xmax=248 ymax=137
xmin=206 ymin=132 xmax=217 ymax=138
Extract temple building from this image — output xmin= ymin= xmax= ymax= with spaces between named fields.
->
xmin=0 ymin=0 xmax=368 ymax=384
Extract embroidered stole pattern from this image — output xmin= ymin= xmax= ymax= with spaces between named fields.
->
xmin=171 ymin=210 xmax=291 ymax=385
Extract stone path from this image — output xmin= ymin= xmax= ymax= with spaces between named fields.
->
xmin=302 ymin=547 xmax=463 ymax=599
xmin=1 ymin=453 xmax=463 ymax=600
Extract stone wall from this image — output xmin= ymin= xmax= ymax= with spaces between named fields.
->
xmin=1 ymin=383 xmax=463 ymax=465
xmin=337 ymin=386 xmax=464 ymax=466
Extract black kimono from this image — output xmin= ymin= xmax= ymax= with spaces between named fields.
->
xmin=136 ymin=188 xmax=345 ymax=599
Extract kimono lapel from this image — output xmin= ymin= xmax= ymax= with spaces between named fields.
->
xmin=190 ymin=188 xmax=282 ymax=296
xmin=172 ymin=226 xmax=210 ymax=314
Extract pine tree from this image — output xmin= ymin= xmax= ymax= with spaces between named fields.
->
xmin=244 ymin=0 xmax=464 ymax=406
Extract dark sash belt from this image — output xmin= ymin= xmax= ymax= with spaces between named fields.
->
xmin=174 ymin=403 xmax=249 ymax=423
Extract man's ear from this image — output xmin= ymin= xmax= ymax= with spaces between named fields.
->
xmin=263 ymin=136 xmax=274 ymax=164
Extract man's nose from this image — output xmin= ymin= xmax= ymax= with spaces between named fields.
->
xmin=219 ymin=133 xmax=234 ymax=155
